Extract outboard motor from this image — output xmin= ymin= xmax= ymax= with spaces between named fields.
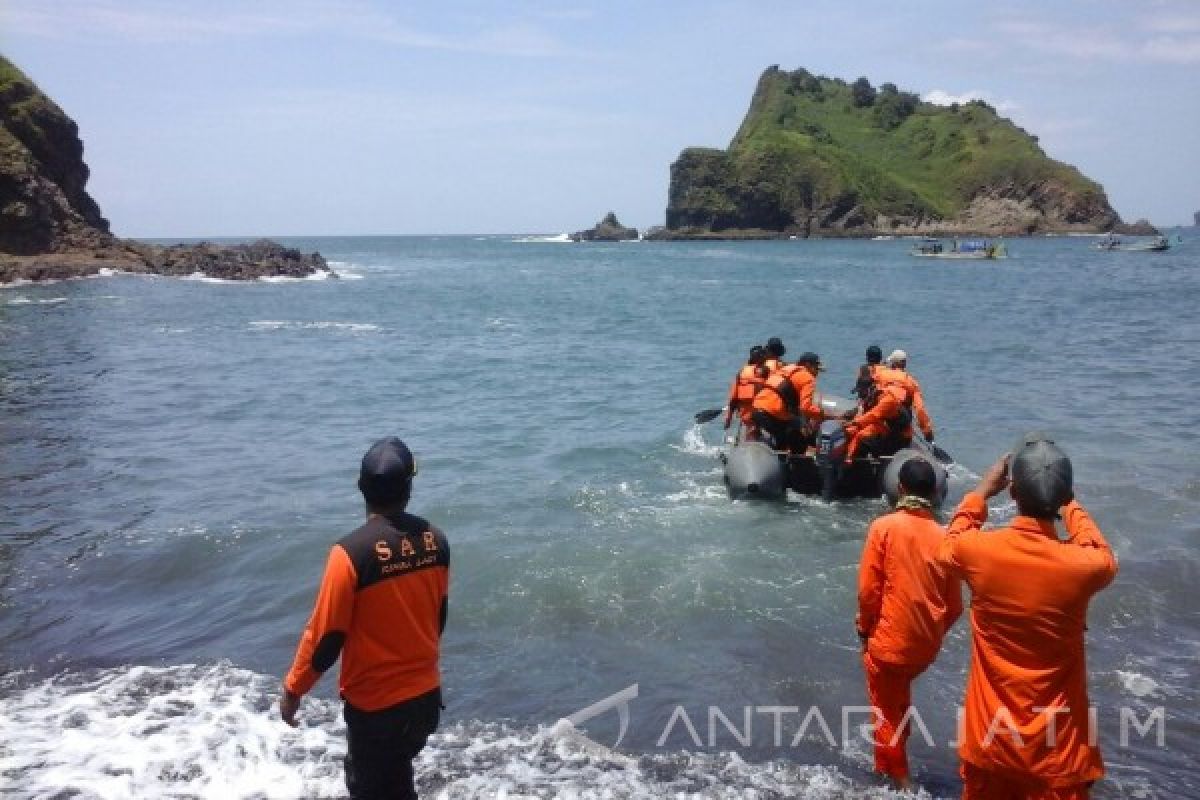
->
xmin=882 ymin=448 xmax=949 ymax=508
xmin=815 ymin=419 xmax=848 ymax=503
xmin=723 ymin=441 xmax=787 ymax=501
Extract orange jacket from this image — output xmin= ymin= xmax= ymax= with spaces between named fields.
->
xmin=285 ymin=512 xmax=450 ymax=711
xmin=725 ymin=363 xmax=765 ymax=426
xmin=857 ymin=507 xmax=962 ymax=666
xmin=875 ymin=366 xmax=933 ymax=437
xmin=851 ymin=381 xmax=909 ymax=434
xmin=938 ymin=493 xmax=1117 ymax=787
xmin=751 ymin=364 xmax=824 ymax=421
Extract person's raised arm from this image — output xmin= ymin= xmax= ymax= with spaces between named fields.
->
xmin=1061 ymin=498 xmax=1118 ymax=591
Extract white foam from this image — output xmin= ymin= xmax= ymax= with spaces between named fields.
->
xmin=182 ymin=271 xmax=235 ymax=284
xmin=0 ymin=664 xmax=926 ymax=799
xmin=259 ymin=270 xmax=339 ymax=283
xmin=0 ymin=664 xmax=345 ymax=800
xmin=672 ymin=425 xmax=723 ymax=457
xmin=1116 ymin=670 xmax=1161 ymax=699
xmin=248 ymin=320 xmax=381 ymax=333
xmin=512 ymin=233 xmax=572 ymax=243
xmin=3 ymin=295 xmax=67 ymax=305
xmin=1 ymin=278 xmax=44 ymax=289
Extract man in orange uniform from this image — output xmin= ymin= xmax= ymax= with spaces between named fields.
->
xmin=751 ymin=351 xmax=829 ymax=451
xmin=723 ymin=345 xmax=767 ymax=436
xmin=281 ymin=437 xmax=450 ymax=800
xmin=857 ymin=458 xmax=963 ymax=790
xmin=843 ymin=370 xmax=913 ymax=462
xmin=939 ymin=434 xmax=1117 ymax=799
xmin=883 ymin=349 xmax=935 ymax=442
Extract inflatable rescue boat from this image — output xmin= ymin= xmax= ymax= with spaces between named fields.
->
xmin=720 ymin=395 xmax=949 ymax=505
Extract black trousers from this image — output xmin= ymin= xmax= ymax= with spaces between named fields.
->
xmin=752 ymin=411 xmax=811 ymax=452
xmin=343 ymin=688 xmax=441 ymax=800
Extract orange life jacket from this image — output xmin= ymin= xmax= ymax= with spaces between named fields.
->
xmin=730 ymin=363 xmax=766 ymax=409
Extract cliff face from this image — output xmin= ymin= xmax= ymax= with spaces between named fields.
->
xmin=0 ymin=56 xmax=327 ymax=283
xmin=664 ymin=66 xmax=1122 ymax=237
xmin=0 ymin=56 xmax=113 ymax=254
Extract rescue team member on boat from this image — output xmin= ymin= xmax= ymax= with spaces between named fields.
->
xmin=724 ymin=345 xmax=768 ymax=434
xmin=939 ymin=435 xmax=1117 ymax=799
xmin=881 ymin=350 xmax=935 ymax=442
xmin=857 ymin=458 xmax=962 ymax=790
xmin=842 ymin=368 xmax=914 ymax=462
xmin=281 ymin=437 xmax=449 ymax=800
xmin=750 ymin=351 xmax=831 ymax=451
xmin=763 ymin=337 xmax=787 ymax=374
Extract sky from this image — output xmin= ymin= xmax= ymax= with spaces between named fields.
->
xmin=2 ymin=0 xmax=1198 ymax=236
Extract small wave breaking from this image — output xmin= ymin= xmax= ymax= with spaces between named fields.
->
xmin=0 ymin=663 xmax=926 ymax=799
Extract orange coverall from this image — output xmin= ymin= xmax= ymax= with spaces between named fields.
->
xmin=844 ymin=381 xmax=910 ymax=461
xmin=875 ymin=366 xmax=933 ymax=439
xmin=939 ymin=493 xmax=1118 ymax=798
xmin=857 ymin=507 xmax=963 ymax=782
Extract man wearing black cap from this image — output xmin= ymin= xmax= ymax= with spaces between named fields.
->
xmin=938 ymin=434 xmax=1117 ymax=799
xmin=763 ymin=337 xmax=787 ymax=374
xmin=750 ymin=351 xmax=831 ymax=451
xmin=281 ymin=437 xmax=449 ymax=800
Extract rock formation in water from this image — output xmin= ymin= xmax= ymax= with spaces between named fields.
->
xmin=570 ymin=212 xmax=639 ymax=242
xmin=661 ymin=66 xmax=1125 ymax=239
xmin=0 ymin=56 xmax=326 ymax=283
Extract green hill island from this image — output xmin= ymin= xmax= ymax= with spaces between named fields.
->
xmin=656 ymin=66 xmax=1127 ymax=239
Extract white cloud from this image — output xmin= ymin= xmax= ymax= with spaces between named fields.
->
xmin=3 ymin=0 xmax=584 ymax=57
xmin=989 ymin=14 xmax=1200 ymax=64
xmin=922 ymin=89 xmax=1019 ymax=114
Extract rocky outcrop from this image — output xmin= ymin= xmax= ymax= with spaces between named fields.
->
xmin=1112 ymin=218 xmax=1159 ymax=236
xmin=0 ymin=56 xmax=326 ymax=282
xmin=663 ymin=66 xmax=1125 ymax=238
xmin=570 ymin=212 xmax=639 ymax=242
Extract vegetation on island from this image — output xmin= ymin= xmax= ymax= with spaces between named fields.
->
xmin=663 ymin=66 xmax=1122 ymax=237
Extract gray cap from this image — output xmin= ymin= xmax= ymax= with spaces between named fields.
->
xmin=1010 ymin=432 xmax=1073 ymax=517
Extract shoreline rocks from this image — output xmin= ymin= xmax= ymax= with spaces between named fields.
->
xmin=1 ymin=239 xmax=329 ymax=285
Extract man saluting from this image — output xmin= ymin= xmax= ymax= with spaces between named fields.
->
xmin=939 ymin=434 xmax=1117 ymax=799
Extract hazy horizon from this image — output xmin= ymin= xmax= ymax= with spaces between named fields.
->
xmin=3 ymin=0 xmax=1198 ymax=237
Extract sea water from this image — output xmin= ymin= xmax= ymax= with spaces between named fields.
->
xmin=1 ymin=234 xmax=1197 ymax=798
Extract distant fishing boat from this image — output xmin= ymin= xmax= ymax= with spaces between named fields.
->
xmin=910 ymin=239 xmax=1007 ymax=259
xmin=1093 ymin=234 xmax=1169 ymax=252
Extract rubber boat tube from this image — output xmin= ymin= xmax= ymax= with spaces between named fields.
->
xmin=722 ymin=441 xmax=787 ymax=500
xmin=881 ymin=448 xmax=949 ymax=508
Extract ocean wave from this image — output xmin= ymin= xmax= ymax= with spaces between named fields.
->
xmin=248 ymin=320 xmax=381 ymax=333
xmin=182 ymin=270 xmax=340 ymax=284
xmin=0 ymin=663 xmax=926 ymax=800
xmin=3 ymin=295 xmax=68 ymax=305
xmin=512 ymin=233 xmax=572 ymax=243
